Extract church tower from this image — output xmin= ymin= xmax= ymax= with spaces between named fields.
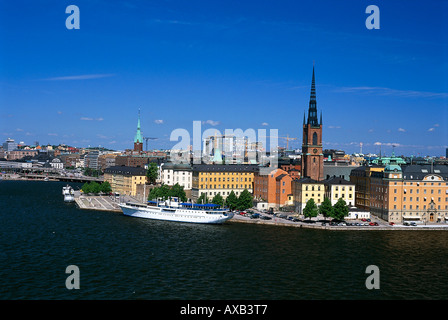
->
xmin=301 ymin=65 xmax=323 ymax=181
xmin=134 ymin=109 xmax=143 ymax=153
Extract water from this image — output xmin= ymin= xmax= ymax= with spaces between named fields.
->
xmin=1 ymin=180 xmax=448 ymax=300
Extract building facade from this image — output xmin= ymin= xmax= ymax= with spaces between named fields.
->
xmin=370 ymin=164 xmax=448 ymax=224
xmin=103 ymin=165 xmax=147 ymax=197
xmin=301 ymin=66 xmax=324 ymax=181
xmin=191 ymin=164 xmax=258 ymax=201
xmin=160 ymin=162 xmax=193 ymax=190
xmin=253 ymin=168 xmax=293 ymax=209
xmin=292 ymin=177 xmax=325 ymax=213
xmin=323 ymin=176 xmax=355 ymax=207
xmin=350 ymin=165 xmax=385 ymax=211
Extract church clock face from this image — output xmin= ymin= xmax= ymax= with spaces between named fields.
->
xmin=313 ymin=148 xmax=317 ymax=154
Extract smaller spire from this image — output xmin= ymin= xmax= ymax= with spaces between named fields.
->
xmin=320 ymin=111 xmax=322 ymax=125
xmin=303 ymin=111 xmax=306 ymax=125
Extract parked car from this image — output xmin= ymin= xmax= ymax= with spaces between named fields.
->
xmin=250 ymin=213 xmax=260 ymax=219
xmin=260 ymin=215 xmax=272 ymax=220
xmin=403 ymin=222 xmax=410 ymax=226
xmin=410 ymin=222 xmax=417 ymax=226
xmin=389 ymin=222 xmax=395 ymax=226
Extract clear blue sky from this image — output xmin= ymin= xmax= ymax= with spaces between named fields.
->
xmin=1 ymin=0 xmax=447 ymax=156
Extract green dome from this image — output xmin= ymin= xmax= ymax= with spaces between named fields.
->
xmin=385 ymin=164 xmax=401 ymax=172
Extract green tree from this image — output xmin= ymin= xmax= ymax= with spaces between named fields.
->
xmin=319 ymin=197 xmax=333 ymax=220
xmin=211 ymin=193 xmax=224 ymax=207
xmin=196 ymin=193 xmax=208 ymax=204
xmin=148 ymin=184 xmax=171 ymax=201
xmin=226 ymin=190 xmax=238 ymax=210
xmin=303 ymin=198 xmax=318 ymax=220
xmin=100 ymin=181 xmax=112 ymax=194
xmin=332 ymin=198 xmax=349 ymax=221
xmin=168 ymin=183 xmax=187 ymax=202
xmin=81 ymin=182 xmax=91 ymax=194
xmin=89 ymin=181 xmax=101 ymax=194
xmin=237 ymin=189 xmax=253 ymax=211
xmin=146 ymin=162 xmax=158 ymax=184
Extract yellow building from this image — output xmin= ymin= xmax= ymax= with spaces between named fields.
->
xmin=324 ymin=176 xmax=355 ymax=207
xmin=292 ymin=177 xmax=325 ymax=214
xmin=103 ymin=165 xmax=147 ymax=197
xmin=192 ymin=164 xmax=258 ymax=201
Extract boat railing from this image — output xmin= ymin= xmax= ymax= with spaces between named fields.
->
xmin=146 ymin=199 xmax=228 ymax=212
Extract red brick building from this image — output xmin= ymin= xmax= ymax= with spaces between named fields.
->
xmin=254 ymin=168 xmax=293 ymax=209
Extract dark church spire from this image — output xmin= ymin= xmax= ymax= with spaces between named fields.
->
xmin=307 ymin=65 xmax=319 ymax=127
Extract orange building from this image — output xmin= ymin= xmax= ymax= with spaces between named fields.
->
xmin=253 ymin=168 xmax=292 ymax=209
xmin=370 ymin=164 xmax=448 ymax=224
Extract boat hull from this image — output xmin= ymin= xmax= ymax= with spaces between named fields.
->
xmin=119 ymin=204 xmax=234 ymax=224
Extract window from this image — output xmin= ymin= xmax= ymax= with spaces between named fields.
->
xmin=313 ymin=132 xmax=318 ymax=145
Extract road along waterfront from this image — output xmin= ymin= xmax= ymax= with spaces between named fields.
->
xmin=75 ymin=192 xmax=448 ymax=231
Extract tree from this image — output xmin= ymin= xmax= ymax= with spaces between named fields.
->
xmin=303 ymin=198 xmax=318 ymax=220
xmin=148 ymin=184 xmax=171 ymax=201
xmin=196 ymin=193 xmax=208 ymax=204
xmin=237 ymin=189 xmax=253 ymax=211
xmin=168 ymin=183 xmax=187 ymax=202
xmin=226 ymin=190 xmax=238 ymax=210
xmin=333 ymin=198 xmax=349 ymax=221
xmin=81 ymin=181 xmax=101 ymax=194
xmin=81 ymin=182 xmax=91 ymax=194
xmin=89 ymin=181 xmax=101 ymax=194
xmin=319 ymin=197 xmax=333 ymax=220
xmin=100 ymin=181 xmax=112 ymax=194
xmin=146 ymin=162 xmax=158 ymax=184
xmin=211 ymin=193 xmax=224 ymax=207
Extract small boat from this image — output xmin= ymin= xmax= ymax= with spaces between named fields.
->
xmin=119 ymin=197 xmax=234 ymax=224
xmin=62 ymin=185 xmax=75 ymax=202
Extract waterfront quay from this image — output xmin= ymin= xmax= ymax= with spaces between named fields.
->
xmin=73 ymin=193 xmax=448 ymax=231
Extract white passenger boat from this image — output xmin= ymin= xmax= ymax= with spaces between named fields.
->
xmin=119 ymin=197 xmax=234 ymax=224
xmin=62 ymin=185 xmax=75 ymax=202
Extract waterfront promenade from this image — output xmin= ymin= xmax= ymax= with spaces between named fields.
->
xmin=73 ymin=193 xmax=448 ymax=231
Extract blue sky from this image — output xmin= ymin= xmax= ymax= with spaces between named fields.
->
xmin=0 ymin=0 xmax=447 ymax=156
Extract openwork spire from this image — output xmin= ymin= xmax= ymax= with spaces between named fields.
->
xmin=307 ymin=65 xmax=319 ymax=127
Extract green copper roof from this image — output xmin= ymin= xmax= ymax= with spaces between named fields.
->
xmin=134 ymin=110 xmax=143 ymax=143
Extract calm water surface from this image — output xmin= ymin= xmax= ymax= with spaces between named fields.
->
xmin=1 ymin=180 xmax=448 ymax=300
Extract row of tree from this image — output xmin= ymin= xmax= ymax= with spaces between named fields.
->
xmin=148 ymin=183 xmax=188 ymax=202
xmin=148 ymin=184 xmax=254 ymax=211
xmin=197 ymin=189 xmax=253 ymax=211
xmin=303 ymin=197 xmax=349 ymax=221
xmin=81 ymin=181 xmax=112 ymax=194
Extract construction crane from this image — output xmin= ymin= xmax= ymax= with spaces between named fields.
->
xmin=143 ymin=137 xmax=158 ymax=151
xmin=260 ymin=134 xmax=298 ymax=149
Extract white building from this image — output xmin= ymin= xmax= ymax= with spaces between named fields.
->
xmin=50 ymin=158 xmax=64 ymax=170
xmin=160 ymin=162 xmax=192 ymax=190
xmin=347 ymin=207 xmax=370 ymax=220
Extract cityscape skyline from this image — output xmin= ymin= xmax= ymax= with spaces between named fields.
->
xmin=1 ymin=0 xmax=447 ymax=156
